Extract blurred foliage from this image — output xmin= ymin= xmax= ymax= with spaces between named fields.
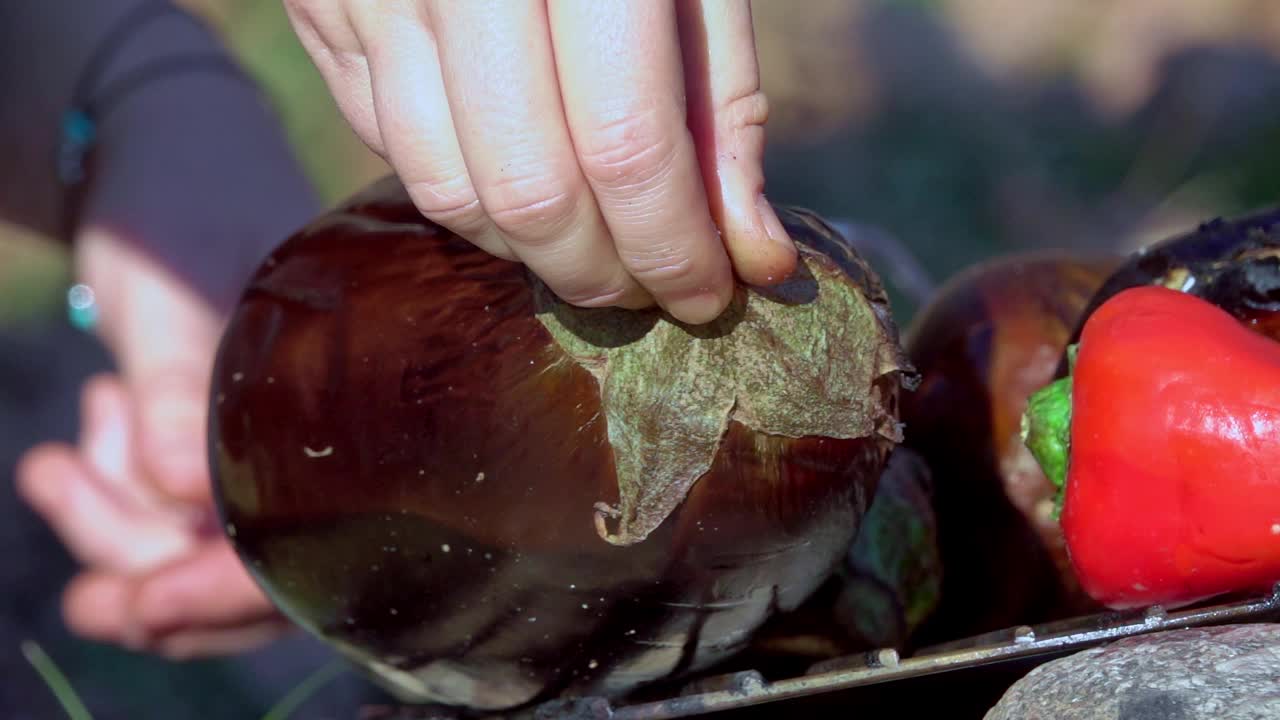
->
xmin=7 ymin=0 xmax=1280 ymax=328
xmin=182 ymin=0 xmax=387 ymax=205
xmin=750 ymin=1 xmax=1280 ymax=321
xmin=0 ymin=228 xmax=69 ymax=328
xmin=2 ymin=2 xmax=1280 ymax=716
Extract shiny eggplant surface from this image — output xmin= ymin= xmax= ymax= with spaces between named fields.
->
xmin=901 ymin=252 xmax=1119 ymax=640
xmin=208 ymin=177 xmax=910 ymax=710
xmin=1072 ymin=207 xmax=1280 ymax=346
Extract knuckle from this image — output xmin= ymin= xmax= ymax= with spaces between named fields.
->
xmin=577 ymin=109 xmax=680 ymax=188
xmin=403 ymin=176 xmax=483 ymax=229
xmin=482 ymin=175 xmax=580 ymax=243
xmin=620 ymin=248 xmax=698 ymax=288
xmin=721 ymin=88 xmax=770 ymax=134
xmin=556 ymin=282 xmax=629 ymax=309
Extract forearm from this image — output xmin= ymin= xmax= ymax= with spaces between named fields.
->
xmin=0 ymin=1 xmax=320 ymax=313
xmin=0 ymin=1 xmax=215 ymax=236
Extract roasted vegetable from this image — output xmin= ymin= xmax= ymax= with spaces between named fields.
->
xmin=831 ymin=447 xmax=942 ymax=650
xmin=900 ymin=252 xmax=1118 ymax=639
xmin=208 ymin=177 xmax=912 ymax=710
xmin=1068 ymin=207 xmax=1280 ymax=349
xmin=742 ymin=447 xmax=942 ymax=665
xmin=1025 ymin=286 xmax=1280 ymax=609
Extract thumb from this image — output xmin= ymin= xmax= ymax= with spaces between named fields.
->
xmin=79 ymin=230 xmax=224 ymax=505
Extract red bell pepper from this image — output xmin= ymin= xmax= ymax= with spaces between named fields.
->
xmin=1023 ymin=285 xmax=1280 ymax=609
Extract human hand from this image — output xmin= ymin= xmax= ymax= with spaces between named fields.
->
xmin=285 ymin=0 xmax=797 ymax=325
xmin=16 ymin=243 xmax=291 ymax=657
xmin=16 ymin=51 xmax=318 ymax=658
xmin=18 ymin=372 xmax=291 ymax=658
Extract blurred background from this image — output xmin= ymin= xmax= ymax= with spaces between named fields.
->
xmin=3 ymin=0 xmax=1280 ymax=717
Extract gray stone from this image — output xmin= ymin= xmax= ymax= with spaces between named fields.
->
xmin=986 ymin=624 xmax=1280 ymax=720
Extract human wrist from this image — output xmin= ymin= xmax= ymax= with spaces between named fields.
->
xmin=76 ymin=68 xmax=320 ymax=317
xmin=73 ymin=43 xmax=320 ymax=317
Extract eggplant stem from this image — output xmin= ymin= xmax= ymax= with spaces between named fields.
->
xmin=1021 ymin=368 xmax=1074 ymax=519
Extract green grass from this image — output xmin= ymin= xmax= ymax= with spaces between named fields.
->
xmin=21 ymin=641 xmax=94 ymax=720
xmin=0 ymin=233 xmax=70 ymax=330
xmin=261 ymin=659 xmax=348 ymax=720
xmin=22 ymin=639 xmax=348 ymax=720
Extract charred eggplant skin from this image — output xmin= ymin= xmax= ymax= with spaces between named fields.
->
xmin=900 ymin=252 xmax=1118 ymax=641
xmin=208 ymin=177 xmax=904 ymax=710
xmin=1068 ymin=207 xmax=1280 ymax=353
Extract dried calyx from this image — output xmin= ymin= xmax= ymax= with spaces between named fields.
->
xmin=535 ymin=208 xmax=912 ymax=546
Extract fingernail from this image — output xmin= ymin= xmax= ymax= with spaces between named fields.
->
xmin=756 ymin=194 xmax=797 ymax=252
xmin=664 ymin=289 xmax=731 ymax=325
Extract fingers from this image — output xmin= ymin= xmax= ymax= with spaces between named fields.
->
xmin=286 ymin=0 xmax=785 ymax=322
xmin=677 ymin=0 xmax=797 ymax=286
xmin=60 ymin=573 xmax=133 ymax=644
xmin=549 ymin=0 xmax=735 ymax=323
xmin=128 ymin=368 xmax=214 ymax=504
xmin=282 ymin=0 xmax=384 ymax=154
xmin=421 ymin=0 xmax=653 ymax=312
xmin=152 ymin=620 xmax=294 ymax=660
xmin=16 ymin=443 xmax=194 ymax=573
xmin=17 ymin=373 xmax=202 ymax=574
xmin=79 ymin=374 xmax=154 ymax=513
xmin=64 ymin=540 xmax=285 ymax=659
xmin=343 ymin=2 xmax=513 ymax=260
xmin=22 ymin=374 xmax=282 ymax=659
xmin=66 ymin=574 xmax=289 ymax=659
xmin=76 ymin=233 xmax=220 ymax=504
xmin=131 ymin=540 xmax=273 ymax=634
